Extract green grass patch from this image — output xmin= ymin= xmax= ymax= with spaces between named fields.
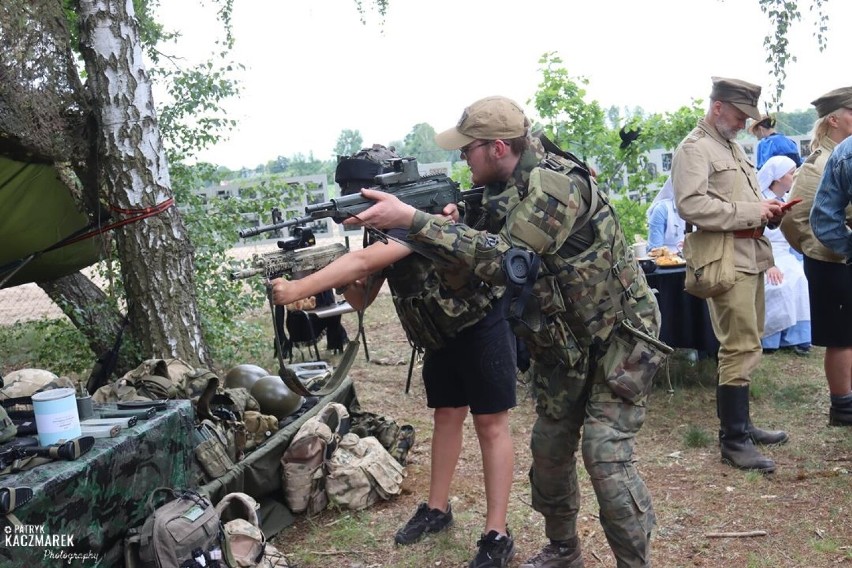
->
xmin=683 ymin=425 xmax=713 ymax=448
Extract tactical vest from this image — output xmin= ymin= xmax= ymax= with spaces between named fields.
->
xmin=504 ymin=152 xmax=659 ymax=363
xmin=384 ymin=252 xmax=498 ymax=351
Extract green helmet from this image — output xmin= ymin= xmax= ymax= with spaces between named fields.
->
xmin=223 ymin=364 xmax=269 ymax=391
xmin=250 ymin=376 xmax=305 ymax=419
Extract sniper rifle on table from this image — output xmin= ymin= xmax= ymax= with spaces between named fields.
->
xmin=238 ymin=157 xmax=483 ymax=239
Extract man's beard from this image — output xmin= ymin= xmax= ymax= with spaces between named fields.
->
xmin=716 ymin=118 xmax=740 ymax=141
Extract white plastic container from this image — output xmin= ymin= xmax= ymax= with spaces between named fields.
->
xmin=32 ymin=388 xmax=82 ymax=446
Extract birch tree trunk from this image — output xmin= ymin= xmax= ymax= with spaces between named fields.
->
xmin=75 ymin=0 xmax=211 ymax=367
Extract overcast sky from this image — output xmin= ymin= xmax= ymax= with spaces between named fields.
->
xmin=153 ymin=0 xmax=852 ymax=171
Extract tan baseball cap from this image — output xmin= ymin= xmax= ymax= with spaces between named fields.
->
xmin=811 ymin=86 xmax=852 ymax=118
xmin=710 ymin=77 xmax=762 ymax=121
xmin=435 ymin=96 xmax=530 ymax=150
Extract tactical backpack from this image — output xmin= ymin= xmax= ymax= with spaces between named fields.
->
xmin=125 ymin=488 xmax=222 ymax=568
xmin=215 ymin=492 xmax=266 ymax=567
xmin=280 ymin=402 xmax=350 ymax=515
xmin=326 ymin=433 xmax=405 ymax=510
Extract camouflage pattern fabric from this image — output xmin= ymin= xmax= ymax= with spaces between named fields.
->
xmin=0 ymin=400 xmax=196 ymax=567
xmin=0 ymin=368 xmax=75 ymax=399
xmin=0 ymin=405 xmax=16 ymax=442
xmin=410 ymin=134 xmax=667 ymax=566
xmin=383 ymin=250 xmax=500 ymax=351
xmin=326 ymin=433 xmax=405 ymax=511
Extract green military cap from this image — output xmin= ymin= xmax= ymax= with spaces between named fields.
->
xmin=811 ymin=86 xmax=852 ymax=118
xmin=709 ymin=76 xmax=762 ymax=121
xmin=435 ymin=96 xmax=531 ymax=150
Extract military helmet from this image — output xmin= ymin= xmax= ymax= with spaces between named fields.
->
xmin=223 ymin=364 xmax=269 ymax=391
xmin=335 ymin=144 xmax=401 ymax=196
xmin=250 ymin=376 xmax=305 ymax=419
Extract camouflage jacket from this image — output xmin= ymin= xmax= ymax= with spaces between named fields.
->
xmin=410 ymin=136 xmax=660 ymax=365
xmin=382 ymin=231 xmax=503 ymax=351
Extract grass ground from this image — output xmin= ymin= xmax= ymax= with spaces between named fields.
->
xmin=268 ymin=291 xmax=851 ymax=568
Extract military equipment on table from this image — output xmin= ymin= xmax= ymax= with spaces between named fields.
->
xmin=96 ymin=406 xmax=156 ymax=420
xmin=0 ymin=435 xmax=95 ymax=470
xmin=229 ymin=242 xmax=348 ymax=281
xmin=239 ymin=157 xmax=480 ymax=238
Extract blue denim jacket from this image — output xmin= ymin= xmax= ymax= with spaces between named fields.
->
xmin=811 ymin=136 xmax=852 ymax=260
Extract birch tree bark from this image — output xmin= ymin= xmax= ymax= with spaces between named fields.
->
xmin=75 ymin=0 xmax=211 ymax=367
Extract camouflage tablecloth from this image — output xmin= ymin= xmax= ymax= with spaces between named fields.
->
xmin=0 ymin=399 xmax=195 ymax=567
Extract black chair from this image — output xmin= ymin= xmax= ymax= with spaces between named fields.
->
xmin=275 ymin=290 xmax=350 ymax=362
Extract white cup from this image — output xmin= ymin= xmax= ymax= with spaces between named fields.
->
xmin=633 ymin=242 xmax=647 ymax=259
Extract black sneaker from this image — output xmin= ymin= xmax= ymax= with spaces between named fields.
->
xmin=394 ymin=502 xmax=453 ymax=545
xmin=519 ymin=540 xmax=584 ymax=568
xmin=469 ymin=530 xmax=515 ymax=568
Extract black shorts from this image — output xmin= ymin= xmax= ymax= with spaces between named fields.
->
xmin=421 ymin=304 xmax=517 ymax=415
xmin=803 ymin=256 xmax=852 ymax=347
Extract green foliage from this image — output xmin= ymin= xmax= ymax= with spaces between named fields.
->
xmin=532 ymin=52 xmax=609 ymax=163
xmin=775 ymin=108 xmax=818 ymax=135
xmin=759 ymin=0 xmax=829 ymax=110
xmin=530 ymin=53 xmax=703 ymax=240
xmin=0 ymin=319 xmax=93 ymax=378
xmin=610 ymin=194 xmax=651 ymax=244
xmin=170 ymin=164 xmax=305 ymax=363
xmin=334 ymin=129 xmax=364 ymax=158
xmin=396 ymin=122 xmax=455 ymax=164
xmin=450 ymin=161 xmax=473 ymax=190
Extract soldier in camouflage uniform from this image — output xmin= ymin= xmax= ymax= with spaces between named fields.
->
xmin=346 ymin=97 xmax=669 ymax=568
xmin=270 ymin=145 xmax=518 ymax=568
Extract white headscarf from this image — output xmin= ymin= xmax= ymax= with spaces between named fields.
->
xmin=647 ymin=177 xmax=674 ymax=221
xmin=757 ymin=155 xmax=796 ymax=195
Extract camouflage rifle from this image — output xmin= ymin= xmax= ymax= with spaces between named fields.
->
xmin=229 ymin=242 xmax=349 ymax=281
xmin=239 ymin=157 xmax=482 ymax=238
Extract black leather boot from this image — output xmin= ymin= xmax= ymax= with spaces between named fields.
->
xmin=717 ymin=385 xmax=776 ymax=473
xmin=747 ymin=420 xmax=789 ymax=445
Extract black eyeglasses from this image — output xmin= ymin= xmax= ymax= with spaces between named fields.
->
xmin=459 ymin=140 xmax=491 ymax=159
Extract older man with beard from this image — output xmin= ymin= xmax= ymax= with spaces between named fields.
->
xmin=672 ymin=77 xmax=790 ymax=474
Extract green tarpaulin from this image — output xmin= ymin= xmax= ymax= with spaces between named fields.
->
xmin=0 ymin=156 xmax=101 ymax=288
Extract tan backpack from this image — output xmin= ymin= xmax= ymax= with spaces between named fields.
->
xmin=280 ymin=402 xmax=350 ymax=515
xmin=326 ymin=433 xmax=405 ymax=510
xmin=216 ymin=492 xmax=266 ymax=567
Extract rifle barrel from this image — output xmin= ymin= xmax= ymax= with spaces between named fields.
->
xmin=239 ymin=215 xmax=314 ymax=239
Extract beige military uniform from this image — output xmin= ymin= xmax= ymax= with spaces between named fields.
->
xmin=672 ymin=118 xmax=771 ymax=386
xmin=780 ymin=136 xmax=852 ymax=262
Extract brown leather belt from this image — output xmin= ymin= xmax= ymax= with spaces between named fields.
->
xmin=733 ymin=227 xmax=765 ymax=239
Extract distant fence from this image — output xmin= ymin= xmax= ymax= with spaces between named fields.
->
xmin=0 ymin=283 xmax=66 ymax=324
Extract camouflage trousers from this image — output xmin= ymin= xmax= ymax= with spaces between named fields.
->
xmin=529 ymin=352 xmax=656 ymax=568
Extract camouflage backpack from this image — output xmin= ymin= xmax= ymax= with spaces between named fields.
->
xmin=215 ymin=492 xmax=266 ymax=567
xmin=326 ymin=433 xmax=405 ymax=510
xmin=280 ymin=402 xmax=350 ymax=515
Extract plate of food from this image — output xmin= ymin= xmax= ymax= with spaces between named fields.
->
xmin=648 ymin=246 xmax=686 ymax=267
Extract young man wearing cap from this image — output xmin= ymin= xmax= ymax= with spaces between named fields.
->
xmin=749 ymin=114 xmax=802 ymax=169
xmin=345 ymin=96 xmax=666 ymax=568
xmin=271 ymin=145 xmax=518 ymax=568
xmin=783 ymin=86 xmax=852 ymax=427
xmin=671 ymin=77 xmax=789 ymax=474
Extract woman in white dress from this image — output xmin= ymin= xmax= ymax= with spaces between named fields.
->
xmin=646 ymin=177 xmax=686 ymax=251
xmin=757 ymin=156 xmax=812 ymax=355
